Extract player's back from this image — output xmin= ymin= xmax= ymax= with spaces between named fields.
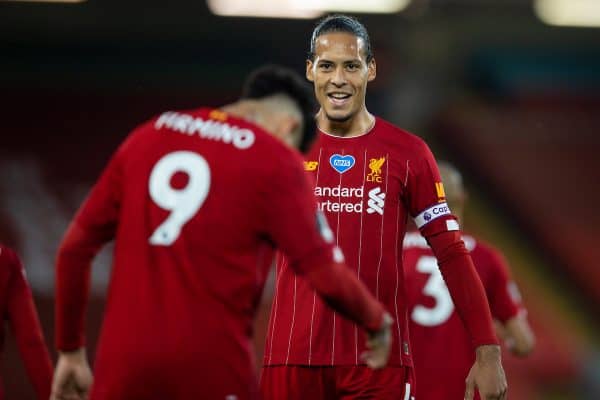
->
xmin=403 ymin=232 xmax=475 ymax=399
xmin=92 ymin=108 xmax=300 ymax=399
xmin=404 ymin=232 xmax=519 ymax=400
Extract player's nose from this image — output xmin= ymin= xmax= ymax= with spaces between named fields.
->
xmin=330 ymin=66 xmax=347 ymax=86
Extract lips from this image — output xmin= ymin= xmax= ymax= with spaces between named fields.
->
xmin=327 ymin=92 xmax=352 ymax=107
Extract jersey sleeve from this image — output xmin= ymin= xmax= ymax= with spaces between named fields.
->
xmin=55 ymin=143 xmax=125 ymax=351
xmin=427 ymin=231 xmax=499 ymax=348
xmin=261 ymin=151 xmax=338 ymax=275
xmin=5 ymin=249 xmax=53 ymax=400
xmin=406 ymin=140 xmax=459 ymax=237
xmin=484 ymin=246 xmax=523 ymax=323
xmin=405 ymin=141 xmax=497 ymax=347
xmin=261 ymin=150 xmax=384 ymax=332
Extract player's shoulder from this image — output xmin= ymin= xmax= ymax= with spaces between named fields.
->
xmin=466 ymin=234 xmax=509 ymax=273
xmin=402 ymin=231 xmax=430 ymax=249
xmin=374 ymin=117 xmax=431 ymax=151
xmin=127 ymin=107 xmax=304 ymax=173
xmin=466 ymin=235 xmax=499 ymax=258
xmin=461 ymin=234 xmax=478 ymax=252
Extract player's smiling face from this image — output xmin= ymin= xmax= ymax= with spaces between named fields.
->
xmin=306 ymin=32 xmax=376 ymax=124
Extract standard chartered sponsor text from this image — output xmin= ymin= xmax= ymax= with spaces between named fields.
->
xmin=315 ymin=185 xmax=364 ymax=213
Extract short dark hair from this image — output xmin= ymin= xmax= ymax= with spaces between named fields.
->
xmin=242 ymin=64 xmax=317 ymax=153
xmin=308 ymin=14 xmax=373 ymax=62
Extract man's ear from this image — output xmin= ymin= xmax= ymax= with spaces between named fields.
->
xmin=367 ymin=58 xmax=376 ymax=82
xmin=306 ymin=59 xmax=315 ymax=82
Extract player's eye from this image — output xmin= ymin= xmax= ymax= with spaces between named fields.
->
xmin=346 ymin=63 xmax=360 ymax=71
xmin=319 ymin=63 xmax=333 ymax=70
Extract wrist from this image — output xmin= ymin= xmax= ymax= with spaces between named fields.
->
xmin=475 ymin=344 xmax=501 ymax=362
xmin=59 ymin=347 xmax=87 ymax=361
xmin=370 ymin=312 xmax=393 ymax=335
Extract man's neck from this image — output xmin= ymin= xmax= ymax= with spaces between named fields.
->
xmin=317 ymin=109 xmax=375 ymax=138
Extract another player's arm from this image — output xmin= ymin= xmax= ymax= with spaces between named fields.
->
xmin=263 ymin=151 xmax=392 ymax=368
xmin=499 ymin=314 xmax=535 ymax=357
xmin=5 ymin=249 xmax=53 ymax=400
xmin=408 ymin=143 xmax=506 ymax=400
xmin=53 ymin=146 xmax=124 ymax=400
xmin=487 ymin=249 xmax=535 ymax=357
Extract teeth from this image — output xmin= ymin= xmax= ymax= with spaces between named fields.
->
xmin=329 ymin=93 xmax=350 ymax=99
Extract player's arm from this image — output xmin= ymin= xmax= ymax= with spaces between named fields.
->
xmin=486 ymin=249 xmax=535 ymax=357
xmin=407 ymin=142 xmax=506 ymax=399
xmin=301 ymin=247 xmax=394 ymax=368
xmin=263 ymin=151 xmax=392 ymax=368
xmin=499 ymin=313 xmax=535 ymax=357
xmin=53 ymin=147 xmax=124 ymax=400
xmin=300 ymin=247 xmax=386 ymax=333
xmin=424 ymin=231 xmax=506 ymax=399
xmin=5 ymin=249 xmax=53 ymax=400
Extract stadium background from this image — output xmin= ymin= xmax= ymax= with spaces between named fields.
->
xmin=0 ymin=0 xmax=599 ymax=398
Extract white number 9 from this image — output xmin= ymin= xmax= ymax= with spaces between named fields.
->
xmin=411 ymin=256 xmax=455 ymax=327
xmin=148 ymin=151 xmax=211 ymax=246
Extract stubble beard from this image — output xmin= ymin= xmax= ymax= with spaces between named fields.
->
xmin=324 ymin=109 xmax=354 ymax=123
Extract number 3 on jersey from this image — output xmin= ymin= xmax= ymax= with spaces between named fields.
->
xmin=411 ymin=256 xmax=455 ymax=327
xmin=148 ymin=151 xmax=211 ymax=246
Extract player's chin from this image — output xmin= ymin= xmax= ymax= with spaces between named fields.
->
xmin=324 ymin=110 xmax=353 ymax=123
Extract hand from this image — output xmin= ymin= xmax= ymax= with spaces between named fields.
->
xmin=51 ymin=348 xmax=93 ymax=400
xmin=361 ymin=312 xmax=393 ymax=369
xmin=465 ymin=345 xmax=507 ymax=400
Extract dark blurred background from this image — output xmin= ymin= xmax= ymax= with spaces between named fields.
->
xmin=1 ymin=0 xmax=599 ymax=398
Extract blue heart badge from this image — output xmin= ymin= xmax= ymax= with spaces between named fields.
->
xmin=329 ymin=154 xmax=356 ymax=174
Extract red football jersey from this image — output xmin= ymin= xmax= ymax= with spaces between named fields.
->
xmin=403 ymin=231 xmax=523 ymax=400
xmin=0 ymin=245 xmax=52 ymax=400
xmin=55 ymin=108 xmax=357 ymax=400
xmin=264 ymin=117 xmax=459 ymax=367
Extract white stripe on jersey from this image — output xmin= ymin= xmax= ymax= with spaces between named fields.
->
xmin=285 ymin=276 xmax=297 ymax=364
xmin=308 ymin=293 xmax=316 ymax=365
xmin=331 ymin=148 xmax=345 ymax=365
xmin=331 ymin=313 xmax=336 ymax=365
xmin=355 ymin=148 xmax=368 ymax=364
xmin=375 ymin=154 xmax=390 ymax=299
xmin=403 ymin=383 xmax=412 ymax=400
xmin=394 ymin=197 xmax=403 ymax=360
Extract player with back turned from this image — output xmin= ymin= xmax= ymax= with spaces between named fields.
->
xmin=261 ymin=15 xmax=507 ymax=400
xmin=51 ymin=65 xmax=393 ymax=400
xmin=0 ymin=244 xmax=53 ymax=400
xmin=404 ymin=161 xmax=535 ymax=400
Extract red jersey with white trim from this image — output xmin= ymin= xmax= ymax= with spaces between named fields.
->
xmin=55 ymin=108 xmax=358 ymax=400
xmin=0 ymin=245 xmax=52 ymax=400
xmin=264 ymin=117 xmax=458 ymax=367
xmin=403 ymin=232 xmax=523 ymax=400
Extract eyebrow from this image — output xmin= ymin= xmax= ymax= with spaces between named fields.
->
xmin=317 ymin=58 xmax=362 ymax=64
